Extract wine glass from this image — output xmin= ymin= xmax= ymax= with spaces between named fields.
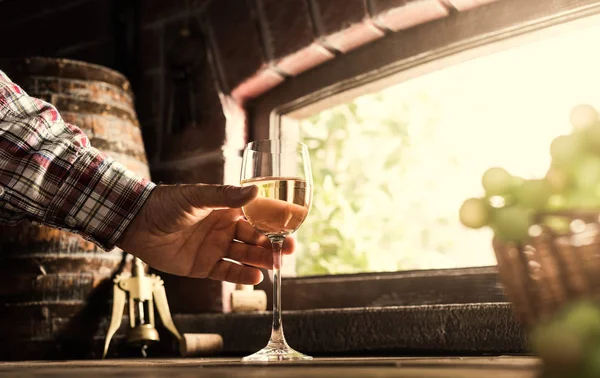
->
xmin=240 ymin=139 xmax=313 ymax=362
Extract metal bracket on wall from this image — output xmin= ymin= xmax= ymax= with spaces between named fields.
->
xmin=165 ymin=5 xmax=208 ymax=135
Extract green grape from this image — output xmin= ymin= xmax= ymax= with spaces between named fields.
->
xmin=543 ymin=215 xmax=571 ymax=234
xmin=482 ymin=167 xmax=514 ymax=196
xmin=550 ymin=134 xmax=584 ymax=168
xmin=531 ymin=321 xmax=584 ymax=373
xmin=565 ymin=190 xmax=600 ymax=210
xmin=491 ymin=205 xmax=533 ymax=242
xmin=586 ymin=125 xmax=600 ymax=153
xmin=574 ymin=155 xmax=600 ymax=190
xmin=582 ymin=346 xmax=600 ymax=378
xmin=512 ymin=175 xmax=525 ymax=188
xmin=458 ymin=197 xmax=490 ymax=229
xmin=561 ymin=302 xmax=600 ymax=341
xmin=560 ymin=302 xmax=600 ymax=378
xmin=515 ymin=179 xmax=552 ymax=210
xmin=570 ymin=104 xmax=599 ymax=130
xmin=546 ymin=167 xmax=571 ymax=193
xmin=547 ymin=194 xmax=567 ymax=210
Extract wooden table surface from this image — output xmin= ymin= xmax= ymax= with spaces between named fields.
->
xmin=0 ymin=356 xmax=540 ymax=377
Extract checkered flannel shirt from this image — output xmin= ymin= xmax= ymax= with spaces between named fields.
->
xmin=0 ymin=70 xmax=156 ymax=250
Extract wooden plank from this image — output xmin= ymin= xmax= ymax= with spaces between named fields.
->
xmin=0 ymin=357 xmax=540 ymax=378
xmin=1 ymin=57 xmax=131 ymax=92
xmin=0 ymin=356 xmax=540 ymax=368
xmin=265 ymin=266 xmax=508 ymax=310
xmin=1 ymin=303 xmax=526 ymax=360
xmin=170 ymin=303 xmax=527 ymax=355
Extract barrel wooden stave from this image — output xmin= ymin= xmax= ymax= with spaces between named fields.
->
xmin=1 ymin=57 xmax=131 ymax=92
xmin=1 ymin=303 xmax=130 ymax=360
xmin=60 ymin=111 xmax=150 ymax=178
xmin=0 ymin=221 xmax=101 ymax=255
xmin=0 ymin=254 xmax=124 ymax=303
xmin=36 ymin=76 xmax=134 ymax=110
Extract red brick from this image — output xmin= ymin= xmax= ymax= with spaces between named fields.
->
xmin=275 ymin=43 xmax=334 ymax=77
xmin=259 ymin=0 xmax=315 ymax=61
xmin=448 ymin=0 xmax=499 ymax=11
xmin=325 ymin=20 xmax=384 ymax=53
xmin=313 ymin=0 xmax=384 ymax=52
xmin=371 ymin=0 xmax=449 ymax=31
xmin=231 ymin=67 xmax=285 ymax=104
xmin=205 ymin=0 xmax=267 ymax=93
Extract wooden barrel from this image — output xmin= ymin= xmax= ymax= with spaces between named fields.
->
xmin=0 ymin=57 xmax=150 ymax=360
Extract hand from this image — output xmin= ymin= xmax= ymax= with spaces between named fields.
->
xmin=116 ymin=184 xmax=295 ymax=284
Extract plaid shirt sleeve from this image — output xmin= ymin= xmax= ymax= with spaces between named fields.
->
xmin=0 ymin=70 xmax=156 ymax=251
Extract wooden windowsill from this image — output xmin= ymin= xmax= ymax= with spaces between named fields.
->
xmin=169 ymin=302 xmax=527 ymax=357
xmin=265 ymin=266 xmax=508 ymax=311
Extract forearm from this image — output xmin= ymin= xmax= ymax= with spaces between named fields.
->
xmin=0 ymin=70 xmax=155 ymax=250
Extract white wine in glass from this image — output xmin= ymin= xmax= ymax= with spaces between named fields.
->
xmin=240 ymin=140 xmax=313 ymax=362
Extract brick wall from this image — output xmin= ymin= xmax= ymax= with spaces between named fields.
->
xmin=137 ymin=0 xmax=500 ymax=186
xmin=0 ymin=0 xmax=501 ymax=186
xmin=0 ymin=0 xmax=500 ymax=314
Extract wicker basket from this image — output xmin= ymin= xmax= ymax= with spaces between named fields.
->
xmin=493 ymin=210 xmax=600 ymax=326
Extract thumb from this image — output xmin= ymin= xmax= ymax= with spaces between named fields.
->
xmin=184 ymin=184 xmax=258 ymax=209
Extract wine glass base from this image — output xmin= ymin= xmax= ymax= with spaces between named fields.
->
xmin=242 ymin=342 xmax=313 ymax=362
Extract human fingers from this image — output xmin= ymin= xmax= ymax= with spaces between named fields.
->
xmin=235 ymin=219 xmax=270 ymax=247
xmin=208 ymin=259 xmax=264 ymax=284
xmin=227 ymin=241 xmax=273 ymax=270
xmin=281 ymin=237 xmax=295 ymax=254
xmin=235 ymin=219 xmax=296 ymax=255
xmin=180 ymin=184 xmax=258 ymax=209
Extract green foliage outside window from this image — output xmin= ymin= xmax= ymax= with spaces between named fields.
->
xmin=294 ymin=25 xmax=600 ymax=276
xmin=295 ymin=90 xmax=465 ymax=276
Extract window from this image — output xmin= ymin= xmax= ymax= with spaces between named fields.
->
xmin=249 ymin=0 xmax=600 ymax=310
xmin=294 ymin=23 xmax=600 ymax=276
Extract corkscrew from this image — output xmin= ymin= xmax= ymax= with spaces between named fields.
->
xmin=103 ymin=257 xmax=223 ymax=358
xmin=103 ymin=257 xmax=182 ymax=358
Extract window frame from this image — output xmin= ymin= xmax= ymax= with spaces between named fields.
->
xmin=247 ymin=0 xmax=600 ymax=309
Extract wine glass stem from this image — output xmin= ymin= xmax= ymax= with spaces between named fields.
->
xmin=270 ymin=237 xmax=285 ymax=344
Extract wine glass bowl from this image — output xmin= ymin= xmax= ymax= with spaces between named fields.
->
xmin=240 ymin=139 xmax=313 ymax=362
xmin=241 ymin=181 xmax=310 ymax=237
